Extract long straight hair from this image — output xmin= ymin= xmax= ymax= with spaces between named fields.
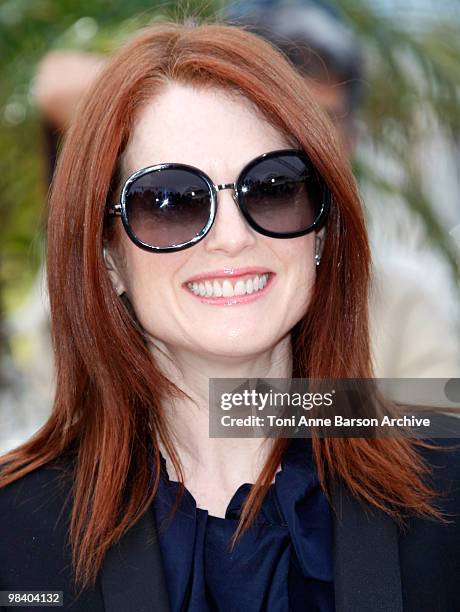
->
xmin=0 ymin=22 xmax=441 ymax=590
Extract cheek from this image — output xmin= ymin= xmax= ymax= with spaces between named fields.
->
xmin=275 ymin=236 xmax=316 ymax=317
xmin=120 ymin=246 xmax=185 ymax=322
xmin=275 ymin=234 xmax=315 ymax=284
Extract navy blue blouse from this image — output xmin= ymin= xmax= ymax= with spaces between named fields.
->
xmin=152 ymin=438 xmax=334 ymax=611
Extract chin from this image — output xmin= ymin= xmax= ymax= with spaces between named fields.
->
xmin=192 ymin=333 xmax=278 ymax=360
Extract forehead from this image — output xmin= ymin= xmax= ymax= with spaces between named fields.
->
xmin=122 ymin=82 xmax=293 ymax=181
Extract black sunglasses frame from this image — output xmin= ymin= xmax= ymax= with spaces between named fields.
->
xmin=107 ymin=148 xmax=331 ymax=253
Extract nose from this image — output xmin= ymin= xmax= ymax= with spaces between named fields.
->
xmin=202 ymin=185 xmax=257 ymax=256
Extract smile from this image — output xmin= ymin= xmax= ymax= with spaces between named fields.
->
xmin=183 ymin=269 xmax=275 ymax=306
xmin=187 ymin=272 xmax=269 ymax=298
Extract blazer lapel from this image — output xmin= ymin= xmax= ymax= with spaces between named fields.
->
xmin=332 ymin=481 xmax=403 ymax=612
xmin=101 ymin=506 xmax=171 ymax=612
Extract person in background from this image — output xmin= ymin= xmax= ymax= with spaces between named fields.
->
xmin=222 ymin=0 xmax=460 ymax=379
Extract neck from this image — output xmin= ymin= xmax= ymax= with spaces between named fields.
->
xmin=150 ymin=335 xmax=293 ymax=487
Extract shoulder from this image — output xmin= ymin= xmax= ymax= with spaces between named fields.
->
xmin=403 ymin=413 xmax=460 ymax=516
xmin=398 ymin=418 xmax=460 ymax=610
xmin=417 ymin=415 xmax=460 ymax=493
xmin=0 ymin=454 xmax=76 ymax=591
xmin=0 ymin=453 xmax=105 ymax=609
xmin=0 ymin=453 xmax=75 ymax=525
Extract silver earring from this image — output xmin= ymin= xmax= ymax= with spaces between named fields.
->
xmin=315 ymin=234 xmax=322 ymax=268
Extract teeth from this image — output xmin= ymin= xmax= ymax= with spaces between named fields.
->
xmin=187 ymin=273 xmax=269 ymax=298
xmin=234 ymin=280 xmax=246 ymax=296
xmin=222 ymin=279 xmax=233 ymax=297
xmin=213 ymin=280 xmax=222 ymax=297
xmin=205 ymin=281 xmax=213 ymax=297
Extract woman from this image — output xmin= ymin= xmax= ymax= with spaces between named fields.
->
xmin=1 ymin=22 xmax=459 ymax=612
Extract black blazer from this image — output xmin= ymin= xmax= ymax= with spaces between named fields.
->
xmin=1 ymin=421 xmax=460 ymax=612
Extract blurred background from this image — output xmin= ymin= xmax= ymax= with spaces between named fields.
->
xmin=1 ymin=0 xmax=459 ymax=452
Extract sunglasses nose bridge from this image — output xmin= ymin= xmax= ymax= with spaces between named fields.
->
xmin=215 ymin=182 xmax=238 ymax=205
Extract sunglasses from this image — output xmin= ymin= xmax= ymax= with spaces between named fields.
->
xmin=107 ymin=149 xmax=330 ymax=252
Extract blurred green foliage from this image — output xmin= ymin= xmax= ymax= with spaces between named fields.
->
xmin=0 ymin=0 xmax=459 ymax=356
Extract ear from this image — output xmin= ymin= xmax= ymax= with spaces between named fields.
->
xmin=316 ymin=227 xmax=326 ymax=254
xmin=103 ymin=245 xmax=127 ymax=296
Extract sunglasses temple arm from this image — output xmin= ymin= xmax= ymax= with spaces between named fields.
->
xmin=107 ymin=203 xmax=122 ymax=217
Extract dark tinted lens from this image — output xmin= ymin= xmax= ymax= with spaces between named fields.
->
xmin=239 ymin=153 xmax=323 ymax=234
xmin=124 ymin=167 xmax=212 ymax=248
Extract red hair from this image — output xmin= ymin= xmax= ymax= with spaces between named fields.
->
xmin=0 ymin=22 xmax=441 ymax=591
